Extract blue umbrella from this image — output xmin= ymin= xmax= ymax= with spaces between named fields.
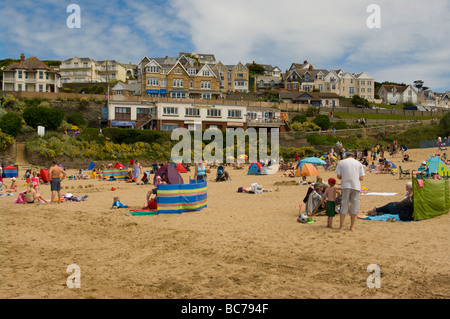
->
xmin=299 ymin=157 xmax=327 ymax=165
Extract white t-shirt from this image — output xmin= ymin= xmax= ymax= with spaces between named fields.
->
xmin=335 ymin=157 xmax=365 ymax=191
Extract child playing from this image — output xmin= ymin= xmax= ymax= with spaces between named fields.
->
xmin=320 ymin=178 xmax=340 ymax=228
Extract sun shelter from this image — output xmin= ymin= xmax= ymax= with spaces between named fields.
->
xmin=154 ymin=164 xmax=184 ymax=184
xmin=248 ymin=162 xmax=264 ymax=175
xmin=103 ymin=167 xmax=128 ymax=179
xmin=295 ymin=163 xmax=320 ymax=177
xmin=39 ymin=168 xmax=49 ymax=183
xmin=426 ymin=156 xmax=450 ymax=177
xmin=385 ymin=160 xmax=398 ymax=171
xmin=114 ymin=162 xmax=126 ymax=169
xmin=175 ymin=163 xmax=188 ymax=173
xmin=88 ymin=162 xmax=95 ymax=170
xmin=156 ymin=180 xmax=207 ymax=214
xmin=3 ymin=165 xmax=18 ymax=178
xmin=412 ymin=177 xmax=449 ymax=220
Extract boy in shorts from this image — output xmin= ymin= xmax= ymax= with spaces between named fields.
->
xmin=320 ymin=178 xmax=340 ymax=228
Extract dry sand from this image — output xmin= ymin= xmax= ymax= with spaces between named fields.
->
xmin=0 ymin=147 xmax=449 ymax=299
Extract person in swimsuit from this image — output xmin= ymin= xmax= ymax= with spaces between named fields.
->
xmin=193 ymin=160 xmax=208 ymax=182
xmin=25 ymin=184 xmax=49 ymax=204
xmin=49 ymin=161 xmax=66 ymax=204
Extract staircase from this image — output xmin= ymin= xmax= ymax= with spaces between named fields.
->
xmin=135 ymin=114 xmax=153 ymax=130
xmin=14 ymin=142 xmax=40 ymax=178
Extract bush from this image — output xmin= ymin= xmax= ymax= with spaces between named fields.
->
xmin=0 ymin=129 xmax=15 ymax=150
xmin=332 ymin=120 xmax=348 ymax=130
xmin=0 ymin=112 xmax=23 ymax=137
xmin=291 ymin=114 xmax=307 ymax=123
xmin=66 ymin=113 xmax=86 ymax=127
xmin=306 ymin=133 xmax=339 ymax=146
xmin=22 ymin=106 xmax=65 ymax=130
xmin=439 ymin=112 xmax=450 ymax=137
xmin=313 ymin=114 xmax=331 ymax=130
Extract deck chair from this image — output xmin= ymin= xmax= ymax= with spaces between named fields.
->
xmin=399 ymin=166 xmax=410 ymax=179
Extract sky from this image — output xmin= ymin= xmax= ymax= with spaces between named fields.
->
xmin=0 ymin=0 xmax=449 ymax=92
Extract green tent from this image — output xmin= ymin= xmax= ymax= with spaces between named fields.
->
xmin=413 ymin=177 xmax=450 ymax=220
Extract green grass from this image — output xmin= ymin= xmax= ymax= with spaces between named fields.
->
xmin=333 ymin=112 xmax=438 ymax=121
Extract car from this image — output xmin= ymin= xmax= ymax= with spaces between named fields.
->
xmin=356 ymin=104 xmax=369 ymax=109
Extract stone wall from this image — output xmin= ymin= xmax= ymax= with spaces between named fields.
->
xmin=48 ymin=100 xmax=105 ymax=127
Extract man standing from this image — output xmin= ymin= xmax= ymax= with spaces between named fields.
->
xmin=49 ymin=161 xmax=66 ymax=203
xmin=335 ymin=152 xmax=365 ymax=231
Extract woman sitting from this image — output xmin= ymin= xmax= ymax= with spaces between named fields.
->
xmin=364 ymin=181 xmax=413 ymax=221
xmin=25 ymin=184 xmax=49 ymax=204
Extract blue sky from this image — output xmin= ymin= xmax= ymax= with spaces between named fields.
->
xmin=0 ymin=0 xmax=449 ymax=92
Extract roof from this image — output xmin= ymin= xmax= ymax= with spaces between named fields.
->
xmin=3 ymin=57 xmax=50 ymax=71
xmin=380 ymin=85 xmax=412 ymax=93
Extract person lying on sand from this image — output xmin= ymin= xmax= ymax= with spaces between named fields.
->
xmin=1 ymin=177 xmax=17 ymax=193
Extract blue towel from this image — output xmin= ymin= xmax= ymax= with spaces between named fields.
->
xmin=362 ymin=213 xmax=402 ymax=221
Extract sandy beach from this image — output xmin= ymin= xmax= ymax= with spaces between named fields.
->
xmin=0 ymin=146 xmax=449 ymax=299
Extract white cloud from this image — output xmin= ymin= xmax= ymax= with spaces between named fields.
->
xmin=0 ymin=0 xmax=448 ymax=91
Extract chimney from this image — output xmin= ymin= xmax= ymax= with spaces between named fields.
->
xmin=20 ymin=53 xmax=25 ymax=62
xmin=303 ymin=60 xmax=307 ymax=64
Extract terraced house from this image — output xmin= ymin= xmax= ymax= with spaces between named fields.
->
xmin=284 ymin=61 xmax=375 ymax=101
xmin=2 ymin=53 xmax=60 ymax=92
xmin=212 ymin=61 xmax=249 ymax=93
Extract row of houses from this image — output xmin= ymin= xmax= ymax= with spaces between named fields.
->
xmin=2 ymin=53 xmax=449 ymax=109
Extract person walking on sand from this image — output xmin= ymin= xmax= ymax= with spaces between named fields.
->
xmin=49 ymin=161 xmax=66 ymax=203
xmin=335 ymin=151 xmax=365 ymax=231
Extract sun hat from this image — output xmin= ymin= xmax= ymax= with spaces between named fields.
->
xmin=422 ymin=161 xmax=427 ymax=165
xmin=314 ymin=182 xmax=323 ymax=190
xmin=11 ymin=177 xmax=16 ymax=181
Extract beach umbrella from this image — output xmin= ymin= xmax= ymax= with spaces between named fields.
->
xmin=300 ymin=157 xmax=327 ymax=165
xmin=295 ymin=163 xmax=320 ymax=177
xmin=384 ymin=160 xmax=397 ymax=171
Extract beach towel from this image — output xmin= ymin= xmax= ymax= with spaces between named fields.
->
xmin=362 ymin=192 xmax=398 ymax=196
xmin=0 ymin=193 xmax=14 ymax=197
xmin=359 ymin=213 xmax=411 ymax=222
xmin=127 ymin=209 xmax=158 ymax=216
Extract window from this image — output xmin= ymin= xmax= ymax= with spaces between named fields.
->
xmin=207 ymin=109 xmax=221 ymax=117
xmin=175 ymin=67 xmax=182 ymax=74
xmin=303 ymin=85 xmax=312 ymax=92
xmin=332 ymin=84 xmax=336 ymax=90
xmin=361 ymin=80 xmax=365 ymax=85
xmin=171 ymin=92 xmax=186 ymax=99
xmin=160 ymin=79 xmax=166 ymax=87
xmin=228 ymin=110 xmax=242 ymax=118
xmin=361 ymin=88 xmax=365 ymax=93
xmin=349 ymin=87 xmax=355 ymax=94
xmin=318 ymin=84 xmax=323 ymax=91
xmin=39 ymin=84 xmax=43 ymax=92
xmin=202 ymin=93 xmax=211 ymax=99
xmin=163 ymin=107 xmax=178 ymax=115
xmin=65 ymin=63 xmax=70 ymax=67
xmin=147 ymin=78 xmax=159 ymax=86
xmin=237 ymin=73 xmax=243 ymax=78
xmin=148 ymin=66 xmax=159 ymax=73
xmin=190 ymin=80 xmax=193 ymax=88
xmin=115 ymin=107 xmax=130 ymax=114
xmin=162 ymin=124 xmax=179 ymax=131
xmin=83 ymin=62 xmax=88 ymax=67
xmin=247 ymin=112 xmax=257 ymax=119
xmin=116 ymin=90 xmax=123 ymax=95
xmin=237 ymin=65 xmax=243 ymax=72
xmin=235 ymin=81 xmax=245 ymax=87
xmin=18 ymin=70 xmax=22 ymax=79
xmin=173 ymin=79 xmax=183 ymax=87
xmin=188 ymin=68 xmax=196 ymax=75
xmin=17 ymin=84 xmax=22 ymax=91
xmin=201 ymin=81 xmax=211 ymax=89
xmin=202 ymin=70 xmax=210 ymax=76
xmin=46 ymin=73 xmax=49 ymax=80
xmin=74 ymin=62 xmax=79 ymax=67
xmin=367 ymin=81 xmax=372 ymax=85
xmin=185 ymin=108 xmax=200 ymax=116
xmin=39 ymin=71 xmax=43 ymax=79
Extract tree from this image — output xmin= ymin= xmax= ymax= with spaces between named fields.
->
xmin=439 ymin=111 xmax=450 ymax=137
xmin=23 ymin=106 xmax=64 ymax=130
xmin=66 ymin=113 xmax=86 ymax=127
xmin=0 ymin=112 xmax=23 ymax=137
xmin=313 ymin=114 xmax=331 ymax=130
xmin=351 ymin=94 xmax=370 ymax=107
xmin=291 ymin=114 xmax=307 ymax=123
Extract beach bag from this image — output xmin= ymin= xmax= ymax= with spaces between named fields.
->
xmin=147 ymin=198 xmax=157 ymax=209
